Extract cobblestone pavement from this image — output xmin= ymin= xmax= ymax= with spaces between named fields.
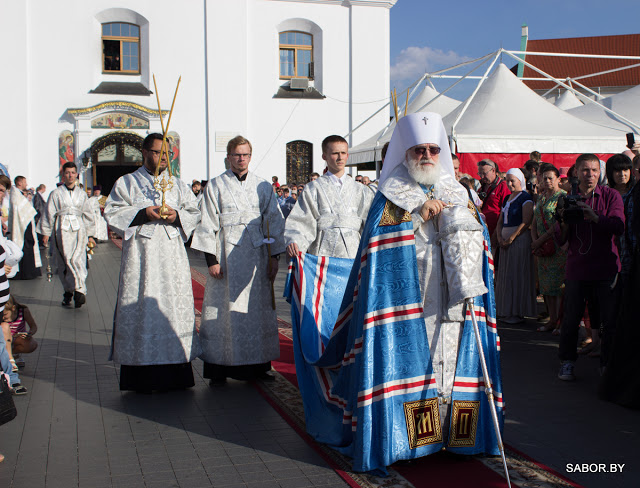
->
xmin=1 ymin=241 xmax=638 ymax=488
xmin=0 ymin=243 xmax=347 ymax=488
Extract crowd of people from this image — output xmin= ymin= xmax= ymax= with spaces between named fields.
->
xmin=1 ymin=118 xmax=639 ymax=464
xmin=463 ymin=147 xmax=639 ymax=401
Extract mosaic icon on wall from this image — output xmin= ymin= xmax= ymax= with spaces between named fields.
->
xmin=91 ymin=112 xmax=149 ymax=129
xmin=59 ymin=130 xmax=75 ymax=175
xmin=167 ymin=132 xmax=180 ymax=178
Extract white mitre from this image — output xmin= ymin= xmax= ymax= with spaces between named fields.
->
xmin=379 ymin=112 xmax=454 ymax=186
xmin=378 ymin=112 xmax=461 ymax=213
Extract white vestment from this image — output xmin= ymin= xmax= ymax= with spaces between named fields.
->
xmin=104 ymin=167 xmax=201 ymax=366
xmin=8 ymin=187 xmax=42 ymax=273
xmin=379 ymin=163 xmax=487 ymax=427
xmin=284 ymin=174 xmax=374 ymax=258
xmin=191 ymin=170 xmax=285 ymax=366
xmin=88 ymin=196 xmax=109 ymax=241
xmin=36 ymin=184 xmax=94 ymax=294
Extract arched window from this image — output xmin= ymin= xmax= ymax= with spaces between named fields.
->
xmin=102 ymin=22 xmax=140 ymax=73
xmin=279 ymin=31 xmax=313 ymax=79
xmin=286 ymin=140 xmax=313 ymax=184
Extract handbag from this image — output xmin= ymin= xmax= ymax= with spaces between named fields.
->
xmin=537 ymin=204 xmax=556 ymax=257
xmin=0 ymin=373 xmax=17 ymax=426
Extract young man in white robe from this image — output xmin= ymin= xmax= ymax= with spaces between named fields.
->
xmin=9 ymin=176 xmax=42 ymax=279
xmin=104 ymin=133 xmax=201 ymax=393
xmin=87 ymin=186 xmax=109 ymax=241
xmin=37 ymin=163 xmax=95 ymax=308
xmin=285 ymin=135 xmax=374 ymax=260
xmin=191 ymin=135 xmax=285 ymax=386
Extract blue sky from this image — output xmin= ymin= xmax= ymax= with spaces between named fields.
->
xmin=389 ymin=0 xmax=640 ymax=100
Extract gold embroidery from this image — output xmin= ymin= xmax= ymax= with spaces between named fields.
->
xmin=403 ymin=399 xmax=442 ymax=448
xmin=468 ymin=199 xmax=482 ymax=224
xmin=380 ymin=200 xmax=411 ymax=227
xmin=449 ymin=400 xmax=480 ymax=447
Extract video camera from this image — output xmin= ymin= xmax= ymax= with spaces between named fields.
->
xmin=556 ymin=177 xmax=584 ymax=225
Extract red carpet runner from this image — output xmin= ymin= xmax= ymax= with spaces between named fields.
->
xmin=110 ymin=236 xmax=582 ymax=488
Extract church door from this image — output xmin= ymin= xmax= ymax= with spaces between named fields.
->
xmin=286 ymin=140 xmax=312 ymax=185
xmin=91 ymin=132 xmax=144 ymax=195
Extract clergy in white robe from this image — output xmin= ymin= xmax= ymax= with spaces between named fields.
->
xmin=37 ymin=163 xmax=95 ymax=307
xmin=285 ymin=135 xmax=374 ymax=260
xmin=191 ymin=135 xmax=285 ymax=385
xmin=87 ymin=186 xmax=109 ymax=241
xmin=104 ymin=133 xmax=201 ymax=392
xmin=9 ymin=177 xmax=42 ymax=279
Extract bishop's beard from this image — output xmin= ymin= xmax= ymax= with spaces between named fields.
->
xmin=407 ymin=157 xmax=442 ymax=186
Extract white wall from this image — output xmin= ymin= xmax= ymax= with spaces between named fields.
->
xmin=0 ymin=0 xmax=393 ymax=193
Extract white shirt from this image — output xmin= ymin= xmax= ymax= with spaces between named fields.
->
xmin=325 ymin=171 xmax=348 ymax=189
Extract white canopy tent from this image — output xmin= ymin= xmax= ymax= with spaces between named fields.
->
xmin=348 ymin=48 xmax=639 ymax=175
xmin=554 ymin=89 xmax=584 ymax=110
xmin=567 ymin=83 xmax=640 ymax=134
xmin=348 ymin=84 xmax=461 ymax=167
xmin=443 ymin=63 xmax=625 ymax=155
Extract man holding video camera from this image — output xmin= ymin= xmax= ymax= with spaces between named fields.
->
xmin=557 ymin=154 xmax=625 ymax=381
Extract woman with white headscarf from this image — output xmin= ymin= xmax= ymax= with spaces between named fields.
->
xmin=495 ymin=168 xmax=537 ymax=323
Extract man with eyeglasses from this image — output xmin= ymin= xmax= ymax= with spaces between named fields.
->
xmin=191 ymin=135 xmax=285 ymax=386
xmin=285 ymin=135 xmax=374 ymax=260
xmin=477 ymin=159 xmax=510 ymax=246
xmin=104 ymin=133 xmax=201 ymax=393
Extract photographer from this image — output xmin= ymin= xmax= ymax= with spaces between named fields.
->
xmin=557 ymin=154 xmax=625 ymax=381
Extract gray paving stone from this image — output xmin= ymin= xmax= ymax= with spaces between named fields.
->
xmin=2 ymin=245 xmax=352 ymax=488
xmin=277 ymin=476 xmax=315 ymax=488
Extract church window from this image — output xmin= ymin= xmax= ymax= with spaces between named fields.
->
xmin=279 ymin=31 xmax=313 ymax=79
xmin=102 ymin=22 xmax=140 ymax=73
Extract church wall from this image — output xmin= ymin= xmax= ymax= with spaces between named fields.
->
xmin=1 ymin=0 xmax=392 ymax=195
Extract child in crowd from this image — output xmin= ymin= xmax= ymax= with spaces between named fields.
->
xmin=1 ymin=295 xmax=38 ymax=372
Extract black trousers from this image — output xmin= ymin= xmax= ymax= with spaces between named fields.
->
xmin=558 ymin=277 xmax=619 ymax=365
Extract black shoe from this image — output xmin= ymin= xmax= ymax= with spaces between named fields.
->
xmin=62 ymin=292 xmax=73 ymax=307
xmin=74 ymin=292 xmax=86 ymax=308
xmin=209 ymin=378 xmax=227 ymax=387
xmin=257 ymin=372 xmax=276 ymax=382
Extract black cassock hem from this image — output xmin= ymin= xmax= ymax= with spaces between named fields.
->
xmin=119 ymin=363 xmax=195 ymax=392
xmin=203 ymin=361 xmax=271 ymax=381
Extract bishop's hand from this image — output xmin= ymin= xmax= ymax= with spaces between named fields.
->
xmin=209 ymin=264 xmax=223 ymax=279
xmin=420 ymin=199 xmax=446 ymax=221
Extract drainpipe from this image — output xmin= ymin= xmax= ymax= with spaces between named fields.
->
xmin=517 ymin=24 xmax=528 ymax=78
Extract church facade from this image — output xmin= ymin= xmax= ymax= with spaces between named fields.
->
xmin=1 ymin=0 xmax=394 ymax=194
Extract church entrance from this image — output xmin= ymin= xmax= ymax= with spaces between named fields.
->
xmin=286 ymin=140 xmax=313 ymax=185
xmin=90 ymin=132 xmax=144 ymax=195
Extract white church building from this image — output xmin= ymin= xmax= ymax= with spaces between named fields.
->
xmin=1 ymin=0 xmax=395 ymax=195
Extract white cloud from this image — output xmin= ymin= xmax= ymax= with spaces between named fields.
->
xmin=391 ymin=46 xmax=472 ymax=83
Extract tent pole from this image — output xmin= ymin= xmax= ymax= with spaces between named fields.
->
xmin=508 ymin=50 xmax=640 ymax=61
xmin=414 ymin=59 xmax=495 ymax=114
xmin=501 ymin=50 xmax=640 ymax=132
xmin=451 ymin=50 xmax=502 ymax=137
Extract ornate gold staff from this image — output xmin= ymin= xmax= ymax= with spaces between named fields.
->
xmin=404 ymin=88 xmax=410 ymax=117
xmin=392 ymin=88 xmax=399 ymax=121
xmin=152 ymin=74 xmax=181 ymax=218
xmin=263 ymin=220 xmax=276 ymax=310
